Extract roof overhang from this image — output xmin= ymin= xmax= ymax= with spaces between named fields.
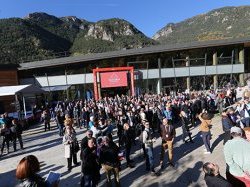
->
xmin=18 ymin=37 xmax=250 ymax=71
xmin=0 ymin=85 xmax=46 ymax=97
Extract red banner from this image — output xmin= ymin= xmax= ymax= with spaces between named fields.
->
xmin=101 ymin=71 xmax=128 ymax=88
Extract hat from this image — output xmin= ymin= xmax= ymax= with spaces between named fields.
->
xmin=230 ymin=126 xmax=242 ymax=135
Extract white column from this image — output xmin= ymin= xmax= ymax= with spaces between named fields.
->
xmin=239 ymin=48 xmax=245 ymax=86
xmin=157 ymin=58 xmax=162 ymax=94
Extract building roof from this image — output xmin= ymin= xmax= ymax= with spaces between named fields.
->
xmin=18 ymin=37 xmax=250 ymax=70
xmin=0 ymin=64 xmax=19 ymax=70
xmin=0 ymin=85 xmax=45 ymax=97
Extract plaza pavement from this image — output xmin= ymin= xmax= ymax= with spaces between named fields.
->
xmin=0 ymin=115 xmax=226 ymax=187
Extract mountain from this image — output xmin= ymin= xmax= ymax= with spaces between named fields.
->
xmin=0 ymin=17 xmax=71 ymax=64
xmin=2 ymin=6 xmax=250 ymax=64
xmin=71 ymin=18 xmax=156 ymax=54
xmin=153 ymin=6 xmax=250 ymax=44
xmin=0 ymin=12 xmax=157 ymax=64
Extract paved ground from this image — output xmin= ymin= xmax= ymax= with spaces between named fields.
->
xmin=0 ymin=115 xmax=226 ymax=187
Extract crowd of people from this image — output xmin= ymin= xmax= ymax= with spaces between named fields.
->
xmin=1 ymin=86 xmax=250 ymax=186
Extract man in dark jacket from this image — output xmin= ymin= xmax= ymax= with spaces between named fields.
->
xmin=123 ymin=123 xmax=135 ymax=168
xmin=80 ymin=138 xmax=100 ymax=187
xmin=100 ymin=136 xmax=120 ymax=187
xmin=81 ymin=130 xmax=94 ymax=152
xmin=0 ymin=123 xmax=12 ymax=155
xmin=221 ymin=111 xmax=234 ymax=144
xmin=11 ymin=119 xmax=24 ymax=151
xmin=203 ymin=162 xmax=232 ymax=187
xmin=159 ymin=118 xmax=176 ymax=169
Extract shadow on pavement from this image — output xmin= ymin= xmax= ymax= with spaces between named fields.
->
xmin=163 ymin=161 xmax=203 ymax=187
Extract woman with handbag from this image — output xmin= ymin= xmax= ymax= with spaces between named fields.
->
xmin=63 ymin=125 xmax=79 ymax=171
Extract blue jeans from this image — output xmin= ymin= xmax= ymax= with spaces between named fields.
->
xmin=201 ymin=131 xmax=211 ymax=152
xmin=81 ymin=175 xmax=97 ymax=187
xmin=58 ymin=124 xmax=64 ymax=136
xmin=242 ymin=117 xmax=250 ymax=127
xmin=145 ymin=146 xmax=154 ymax=171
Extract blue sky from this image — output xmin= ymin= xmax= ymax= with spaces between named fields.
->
xmin=0 ymin=0 xmax=250 ymax=37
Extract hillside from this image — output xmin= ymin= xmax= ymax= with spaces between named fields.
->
xmin=0 ymin=17 xmax=71 ymax=64
xmin=2 ymin=6 xmax=250 ymax=64
xmin=153 ymin=6 xmax=250 ymax=44
xmin=0 ymin=13 xmax=157 ymax=64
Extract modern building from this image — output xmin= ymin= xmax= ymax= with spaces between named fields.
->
xmin=16 ymin=37 xmax=250 ymax=100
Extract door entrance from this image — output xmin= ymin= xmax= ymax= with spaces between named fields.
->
xmin=93 ymin=67 xmax=135 ymax=100
xmin=101 ymin=87 xmax=129 ymax=98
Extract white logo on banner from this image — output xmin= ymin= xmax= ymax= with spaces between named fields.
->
xmin=108 ymin=73 xmax=120 ymax=83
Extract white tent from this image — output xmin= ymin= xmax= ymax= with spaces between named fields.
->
xmin=0 ymin=84 xmax=45 ymax=97
xmin=0 ymin=85 xmax=46 ymax=119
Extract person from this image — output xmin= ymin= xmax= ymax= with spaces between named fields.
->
xmin=179 ymin=111 xmax=193 ymax=143
xmin=63 ymin=125 xmax=79 ymax=171
xmin=0 ymin=123 xmax=12 ymax=155
xmin=90 ymin=120 xmax=102 ymax=139
xmin=203 ymin=162 xmax=232 ymax=187
xmin=10 ymin=119 xmax=24 ymax=151
xmin=55 ymin=111 xmax=65 ymax=136
xmin=221 ymin=111 xmax=234 ymax=144
xmin=2 ymin=112 xmax=12 ymax=127
xmin=99 ymin=136 xmax=120 ymax=187
xmin=142 ymin=122 xmax=157 ymax=175
xmin=42 ymin=109 xmax=51 ymax=131
xmin=64 ymin=114 xmax=74 ymax=128
xmin=163 ymin=102 xmax=173 ymax=125
xmin=80 ymin=130 xmax=94 ymax=152
xmin=243 ymin=127 xmax=250 ymax=141
xmin=198 ymin=112 xmax=213 ymax=154
xmin=224 ymin=126 xmax=250 ymax=186
xmin=159 ymin=118 xmax=176 ymax=169
xmin=122 ymin=123 xmax=135 ymax=168
xmin=88 ymin=116 xmax=95 ymax=129
xmin=80 ymin=138 xmax=100 ymax=187
xmin=16 ymin=155 xmax=48 ymax=187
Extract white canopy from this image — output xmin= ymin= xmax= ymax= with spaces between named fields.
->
xmin=0 ymin=84 xmax=45 ymax=97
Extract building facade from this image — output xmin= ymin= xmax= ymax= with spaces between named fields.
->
xmin=17 ymin=38 xmax=250 ymax=100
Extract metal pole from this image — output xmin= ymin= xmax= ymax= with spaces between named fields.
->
xmin=186 ymin=56 xmax=190 ymax=91
xmin=84 ymin=67 xmax=86 ymax=99
xmin=230 ymin=49 xmax=234 ymax=80
xmin=65 ymin=67 xmax=69 ymax=100
xmin=172 ymin=57 xmax=177 ymax=92
xmin=157 ymin=58 xmax=162 ymax=94
xmin=146 ymin=61 xmax=149 ymax=92
xmin=204 ymin=53 xmax=207 ymax=90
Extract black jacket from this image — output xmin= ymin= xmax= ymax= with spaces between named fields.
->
xmin=17 ymin=174 xmax=47 ymax=187
xmin=81 ymin=147 xmax=100 ymax=178
xmin=11 ymin=123 xmax=23 ymax=136
xmin=204 ymin=174 xmax=232 ymax=187
xmin=100 ymin=143 xmax=120 ymax=167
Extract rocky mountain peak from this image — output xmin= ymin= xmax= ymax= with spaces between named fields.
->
xmin=85 ymin=18 xmax=143 ymax=42
xmin=152 ymin=23 xmax=175 ymax=40
xmin=24 ymin=12 xmax=61 ymax=22
xmin=153 ymin=6 xmax=250 ymax=44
